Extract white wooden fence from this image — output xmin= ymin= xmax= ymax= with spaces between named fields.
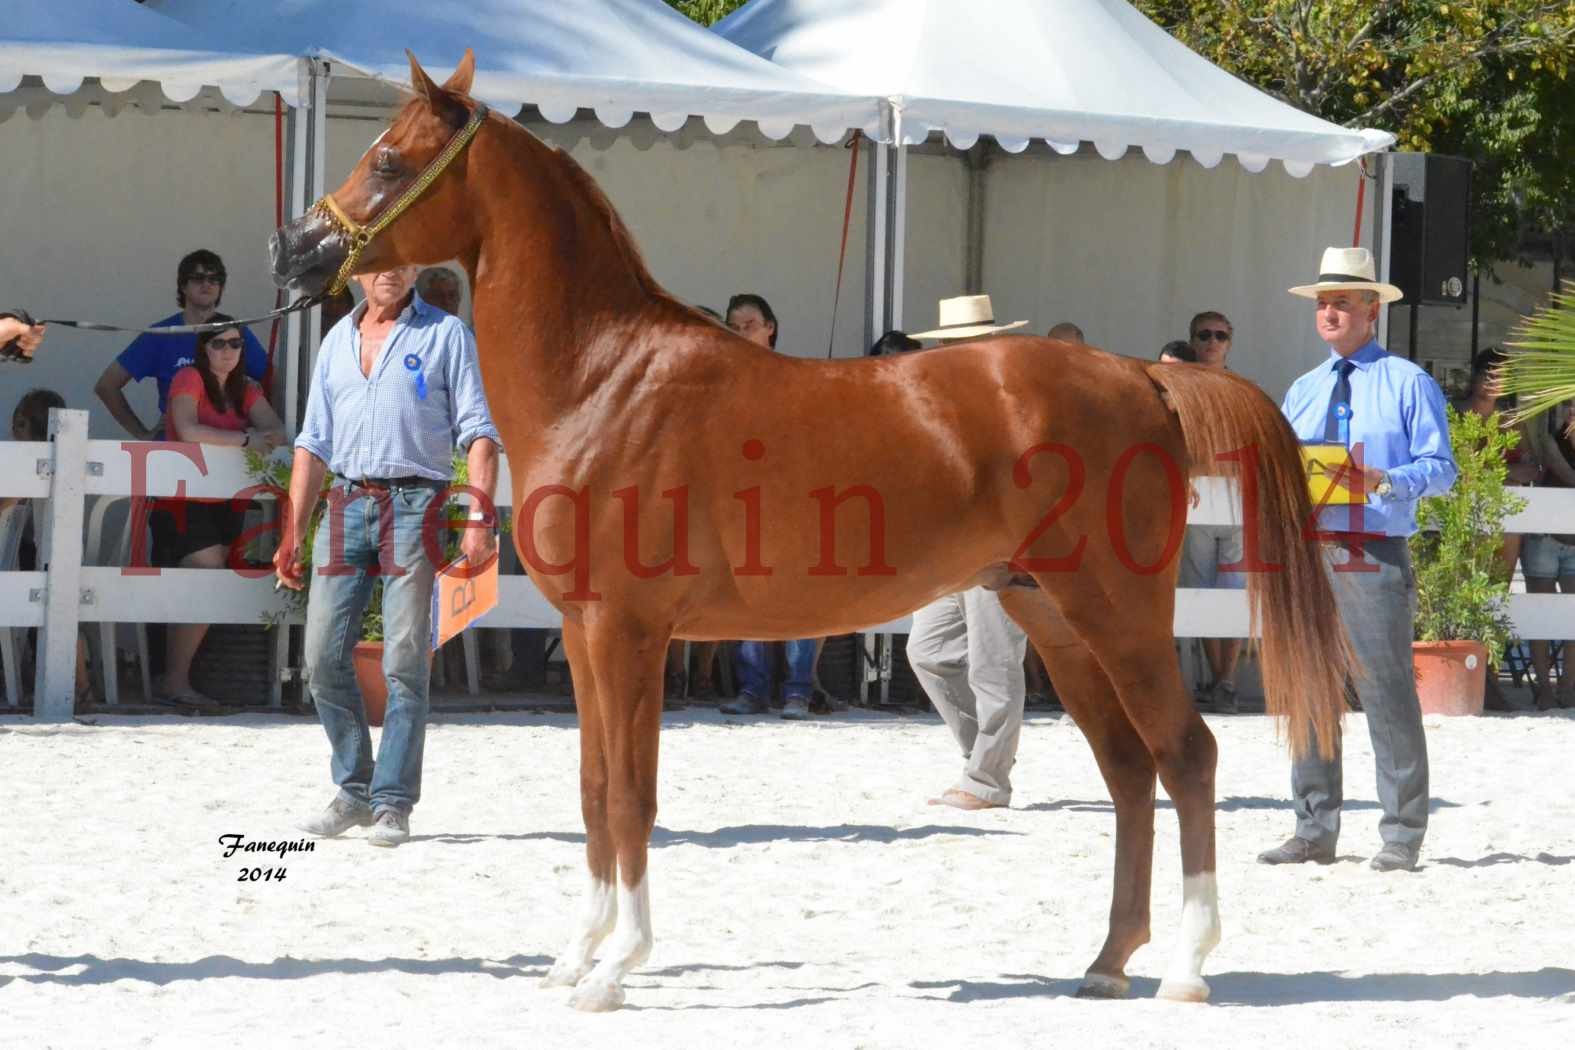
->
xmin=4 ymin=409 xmax=1575 ymax=720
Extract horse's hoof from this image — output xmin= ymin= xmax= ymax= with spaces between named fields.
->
xmin=569 ymin=975 xmax=626 ymax=1012
xmin=1156 ymin=976 xmax=1211 ymax=1003
xmin=1076 ymin=972 xmax=1130 ymax=998
xmin=541 ymin=959 xmax=590 ymax=988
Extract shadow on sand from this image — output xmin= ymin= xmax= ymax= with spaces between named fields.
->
xmin=906 ymin=967 xmax=1575 ymax=1006
xmin=416 ymin=823 xmax=1023 ymax=849
xmin=0 ymin=952 xmax=549 ymax=988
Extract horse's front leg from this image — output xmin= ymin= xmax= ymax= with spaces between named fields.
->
xmin=567 ymin=613 xmax=666 ymax=1012
xmin=543 ymin=618 xmax=619 ymax=988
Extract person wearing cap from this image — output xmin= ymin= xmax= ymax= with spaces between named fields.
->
xmin=905 ymin=294 xmax=1033 ymax=810
xmin=1259 ymin=246 xmax=1456 ymax=873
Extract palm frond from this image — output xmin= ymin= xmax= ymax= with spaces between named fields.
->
xmin=1502 ymin=281 xmax=1575 ymax=429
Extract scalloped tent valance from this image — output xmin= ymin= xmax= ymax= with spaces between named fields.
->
xmin=1 ymin=0 xmax=303 ymax=108
xmin=715 ymin=0 xmax=1395 ymax=176
xmin=146 ymin=0 xmax=881 ymax=144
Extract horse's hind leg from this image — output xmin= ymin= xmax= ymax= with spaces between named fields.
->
xmin=568 ymin=614 xmax=666 ymax=1012
xmin=999 ymin=591 xmax=1156 ymax=998
xmin=543 ymin=617 xmax=619 ymax=989
xmin=1041 ymin=583 xmax=1221 ymax=1001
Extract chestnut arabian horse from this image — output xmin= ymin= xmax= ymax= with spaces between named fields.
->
xmin=271 ymin=53 xmax=1353 ymax=1012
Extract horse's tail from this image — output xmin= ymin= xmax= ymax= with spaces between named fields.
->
xmin=1146 ymin=363 xmax=1352 ymax=760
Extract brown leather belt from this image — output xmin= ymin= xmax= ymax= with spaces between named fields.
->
xmin=347 ymin=476 xmax=444 ymax=492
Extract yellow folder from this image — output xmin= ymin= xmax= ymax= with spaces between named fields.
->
xmin=1301 ymin=443 xmax=1366 ymax=506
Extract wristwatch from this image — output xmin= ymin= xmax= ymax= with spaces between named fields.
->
xmin=468 ymin=508 xmax=498 ymax=529
xmin=1375 ymin=473 xmax=1394 ymax=499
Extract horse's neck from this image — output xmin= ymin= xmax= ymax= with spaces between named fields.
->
xmin=468 ymin=128 xmax=664 ymax=422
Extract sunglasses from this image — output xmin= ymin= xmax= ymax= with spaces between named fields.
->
xmin=1193 ymin=329 xmax=1232 ymax=342
xmin=186 ymin=273 xmax=225 ymax=286
xmin=206 ymin=336 xmax=244 ymax=350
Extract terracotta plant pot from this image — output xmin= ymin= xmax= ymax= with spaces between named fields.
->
xmin=351 ymin=640 xmax=388 ymax=727
xmin=1412 ymin=640 xmax=1487 ymax=717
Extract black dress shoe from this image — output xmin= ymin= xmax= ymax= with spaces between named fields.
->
xmin=1369 ymin=843 xmax=1419 ymax=872
xmin=1257 ymin=836 xmax=1336 ymax=865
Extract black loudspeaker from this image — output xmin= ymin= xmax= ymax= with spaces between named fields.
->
xmin=1389 ymin=153 xmax=1471 ymax=306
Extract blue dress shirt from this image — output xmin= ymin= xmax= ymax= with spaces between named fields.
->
xmin=1280 ymin=340 xmax=1457 ymax=537
xmin=296 ymin=292 xmax=500 ymax=480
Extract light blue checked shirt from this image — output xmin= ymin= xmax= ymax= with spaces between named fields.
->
xmin=296 ymin=292 xmax=499 ymax=480
xmin=1280 ymin=340 xmax=1456 ymax=538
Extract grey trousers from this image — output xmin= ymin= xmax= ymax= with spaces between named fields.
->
xmin=1292 ymin=536 xmax=1429 ymax=851
xmin=907 ymin=587 xmax=1029 ymax=805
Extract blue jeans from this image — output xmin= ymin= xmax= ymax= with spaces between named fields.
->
xmin=303 ymin=482 xmax=440 ymax=815
xmin=737 ymin=639 xmax=817 ymax=702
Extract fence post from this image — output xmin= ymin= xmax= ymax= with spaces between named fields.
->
xmin=34 ymin=408 xmax=89 ymax=722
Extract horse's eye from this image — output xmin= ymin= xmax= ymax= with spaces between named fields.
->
xmin=374 ymin=149 xmax=403 ymax=177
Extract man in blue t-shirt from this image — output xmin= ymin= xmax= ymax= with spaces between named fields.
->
xmin=93 ymin=249 xmax=269 ymax=438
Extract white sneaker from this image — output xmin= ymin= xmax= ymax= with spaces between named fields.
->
xmin=367 ymin=810 xmax=410 ymax=848
xmin=298 ymin=796 xmax=374 ymax=838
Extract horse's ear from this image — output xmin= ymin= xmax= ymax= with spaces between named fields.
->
xmin=406 ymin=50 xmax=441 ymax=101
xmin=442 ymin=49 xmax=476 ymax=97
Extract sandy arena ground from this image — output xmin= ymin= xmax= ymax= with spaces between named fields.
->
xmin=1 ymin=704 xmax=1572 ymax=1049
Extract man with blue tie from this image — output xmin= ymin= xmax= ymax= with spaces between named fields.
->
xmin=1260 ymin=246 xmax=1457 ymax=873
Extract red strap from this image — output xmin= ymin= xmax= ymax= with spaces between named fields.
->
xmin=1352 ymin=164 xmax=1367 ymax=246
xmin=826 ymin=130 xmax=862 ymax=357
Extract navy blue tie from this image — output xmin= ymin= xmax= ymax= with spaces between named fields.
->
xmin=1323 ymin=360 xmax=1355 ymax=444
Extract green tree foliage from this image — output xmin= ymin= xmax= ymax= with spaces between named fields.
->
xmin=1409 ymin=406 xmax=1525 ymax=659
xmin=1134 ymin=1 xmax=1575 ymax=265
xmin=665 ymin=0 xmax=747 ymax=25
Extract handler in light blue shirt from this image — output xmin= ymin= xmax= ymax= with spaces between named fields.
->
xmin=1280 ymin=342 xmax=1457 ymax=537
xmin=279 ymin=266 xmax=500 ymax=849
xmin=1259 ymin=246 xmax=1455 ymax=876
xmin=295 ymin=287 xmax=498 ymax=479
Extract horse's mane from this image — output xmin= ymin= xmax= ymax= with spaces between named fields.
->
xmin=547 ymin=143 xmax=670 ymax=304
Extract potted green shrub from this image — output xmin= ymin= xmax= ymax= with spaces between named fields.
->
xmin=1409 ymin=405 xmax=1526 ymax=715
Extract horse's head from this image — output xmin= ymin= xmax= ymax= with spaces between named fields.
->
xmin=269 ymin=51 xmax=483 ymax=296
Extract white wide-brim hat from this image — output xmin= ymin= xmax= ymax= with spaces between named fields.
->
xmin=1288 ymin=246 xmax=1405 ymax=304
xmin=910 ymin=294 xmax=1029 ymax=340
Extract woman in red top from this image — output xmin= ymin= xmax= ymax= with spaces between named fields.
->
xmin=155 ymin=318 xmax=285 ymax=706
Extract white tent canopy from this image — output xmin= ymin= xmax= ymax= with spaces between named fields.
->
xmin=148 ymin=0 xmax=880 ymax=142
xmin=0 ymin=0 xmax=302 ymax=106
xmin=716 ymin=0 xmax=1395 ymax=174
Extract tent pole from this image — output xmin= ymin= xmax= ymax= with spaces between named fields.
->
xmin=887 ymin=107 xmax=908 ymax=332
xmin=964 ymin=142 xmax=990 ymax=294
xmin=866 ymin=131 xmax=889 ymax=350
xmin=289 ymin=59 xmax=330 ymax=438
xmin=1374 ymin=151 xmax=1395 ymax=348
xmin=306 ymin=60 xmax=329 ymax=380
xmin=283 ymin=59 xmax=311 ymax=438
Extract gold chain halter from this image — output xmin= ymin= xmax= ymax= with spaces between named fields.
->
xmin=312 ymin=102 xmax=490 ymax=296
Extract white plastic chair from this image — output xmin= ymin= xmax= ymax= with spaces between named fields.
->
xmin=0 ymin=501 xmax=31 ymax=706
xmin=83 ymin=495 xmax=154 ymax=705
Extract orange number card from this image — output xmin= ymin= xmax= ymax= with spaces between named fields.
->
xmin=429 ymin=555 xmax=499 ymax=651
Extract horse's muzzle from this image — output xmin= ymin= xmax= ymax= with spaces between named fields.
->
xmin=269 ymin=213 xmax=346 ymax=295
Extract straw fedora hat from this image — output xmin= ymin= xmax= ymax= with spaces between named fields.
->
xmin=1288 ymin=246 xmax=1404 ymax=304
xmin=910 ymin=294 xmax=1028 ymax=340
